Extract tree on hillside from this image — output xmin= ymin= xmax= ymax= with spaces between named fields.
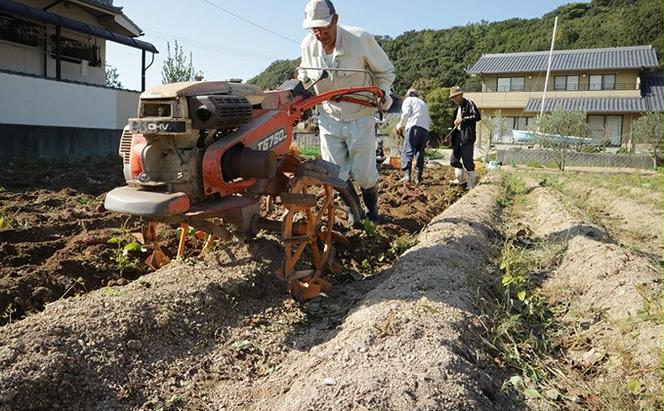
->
xmin=105 ymin=65 xmax=122 ymax=88
xmin=161 ymin=41 xmax=195 ymax=84
xmin=630 ymin=112 xmax=663 ymax=168
xmin=534 ymin=108 xmax=591 ymax=171
xmin=248 ymin=59 xmax=300 ymax=90
xmin=425 ymin=87 xmax=456 ymax=145
xmin=408 ymin=78 xmax=439 ymax=99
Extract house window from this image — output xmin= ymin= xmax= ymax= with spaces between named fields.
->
xmin=505 ymin=116 xmax=533 ymax=131
xmin=50 ymin=35 xmax=102 ymax=67
xmin=587 ymin=114 xmax=622 ymax=145
xmin=589 ymin=74 xmax=616 ymax=90
xmin=0 ymin=14 xmax=44 ymax=47
xmin=554 ymin=75 xmax=579 ymax=91
xmin=497 ymin=77 xmax=525 ymax=92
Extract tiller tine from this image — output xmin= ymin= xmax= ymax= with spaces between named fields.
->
xmin=289 ymin=274 xmax=332 ymax=302
xmin=141 ymin=222 xmax=171 ymax=270
xmin=176 ymin=223 xmax=189 ymax=260
xmin=145 ymin=245 xmax=170 ymax=270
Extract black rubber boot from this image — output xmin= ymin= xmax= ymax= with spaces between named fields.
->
xmin=344 ymin=180 xmax=365 ymax=222
xmin=361 ymin=185 xmax=381 ymax=224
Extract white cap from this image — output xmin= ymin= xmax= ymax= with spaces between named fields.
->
xmin=302 ymin=0 xmax=336 ymax=29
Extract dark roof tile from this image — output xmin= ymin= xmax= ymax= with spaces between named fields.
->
xmin=522 ymin=71 xmax=662 ymax=114
xmin=469 ymin=46 xmax=659 ymax=74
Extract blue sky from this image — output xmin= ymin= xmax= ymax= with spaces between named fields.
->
xmin=107 ymin=0 xmax=577 ymax=91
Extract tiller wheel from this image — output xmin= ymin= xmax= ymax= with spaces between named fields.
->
xmin=278 ymin=176 xmax=336 ymax=301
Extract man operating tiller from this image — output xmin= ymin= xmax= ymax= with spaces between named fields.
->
xmin=298 ymin=0 xmax=395 ymax=223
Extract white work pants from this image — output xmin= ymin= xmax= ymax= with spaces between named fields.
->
xmin=318 ymin=115 xmax=378 ymax=189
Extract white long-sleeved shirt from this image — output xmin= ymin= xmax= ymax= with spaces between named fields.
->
xmin=298 ymin=25 xmax=395 ymax=122
xmin=397 ymin=96 xmax=430 ymax=131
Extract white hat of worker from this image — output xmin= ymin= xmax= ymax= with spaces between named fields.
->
xmin=303 ymin=0 xmax=336 ymax=29
xmin=406 ymin=88 xmax=419 ymax=97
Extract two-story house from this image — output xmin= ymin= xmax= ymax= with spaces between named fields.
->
xmin=465 ymin=45 xmax=662 ymax=147
xmin=0 ymin=0 xmax=157 ymax=160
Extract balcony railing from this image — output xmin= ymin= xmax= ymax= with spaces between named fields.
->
xmin=468 ymin=83 xmax=639 ymax=93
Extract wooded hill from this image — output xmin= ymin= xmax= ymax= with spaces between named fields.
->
xmin=248 ymin=0 xmax=663 ymax=95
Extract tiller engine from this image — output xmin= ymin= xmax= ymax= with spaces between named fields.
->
xmin=104 ymin=76 xmax=384 ymax=300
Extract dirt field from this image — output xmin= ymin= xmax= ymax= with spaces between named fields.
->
xmin=0 ymin=160 xmax=661 ymax=411
xmin=0 ymin=158 xmax=463 ymax=326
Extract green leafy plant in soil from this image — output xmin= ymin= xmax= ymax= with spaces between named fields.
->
xmin=107 ymin=223 xmax=146 ymax=274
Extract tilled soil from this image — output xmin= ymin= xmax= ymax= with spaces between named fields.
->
xmin=0 ymin=173 xmax=512 ymax=411
xmin=213 ymin=178 xmax=515 ymax=411
xmin=0 ymin=158 xmax=142 ymax=324
xmin=0 ymin=158 xmax=463 ymax=326
xmin=0 ymin=157 xmax=481 ymax=411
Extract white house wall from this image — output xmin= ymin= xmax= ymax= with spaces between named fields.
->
xmin=43 ymin=1 xmax=108 ymax=85
xmin=0 ymin=37 xmax=106 ymax=85
xmin=0 ymin=71 xmax=138 ymax=130
xmin=0 ymin=40 xmax=42 ymax=75
xmin=1 ymin=0 xmax=108 ymax=85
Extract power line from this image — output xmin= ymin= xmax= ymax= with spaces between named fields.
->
xmin=144 ymin=27 xmax=280 ymax=61
xmin=199 ymin=0 xmax=300 ymax=45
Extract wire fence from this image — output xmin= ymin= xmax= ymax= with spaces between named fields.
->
xmin=497 ymin=148 xmax=655 ymax=169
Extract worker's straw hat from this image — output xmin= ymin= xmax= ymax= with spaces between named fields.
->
xmin=449 ymin=86 xmax=464 ymax=98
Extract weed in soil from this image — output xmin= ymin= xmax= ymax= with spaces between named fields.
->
xmin=475 ymin=239 xmax=564 ymax=406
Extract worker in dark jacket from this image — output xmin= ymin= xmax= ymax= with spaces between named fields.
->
xmin=448 ymin=86 xmax=481 ymax=189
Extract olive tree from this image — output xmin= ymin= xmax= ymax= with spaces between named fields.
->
xmin=478 ymin=111 xmax=507 ymax=163
xmin=534 ymin=108 xmax=591 ymax=171
xmin=161 ymin=41 xmax=196 ymax=84
xmin=630 ymin=112 xmax=663 ymax=168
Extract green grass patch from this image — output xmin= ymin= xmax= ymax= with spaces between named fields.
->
xmin=0 ymin=215 xmax=11 ymax=229
xmin=497 ymin=173 xmax=527 ymax=208
xmin=536 ymin=170 xmax=663 ymax=200
xmin=525 ymin=160 xmax=544 ymax=169
xmin=299 ymin=145 xmax=321 ymax=158
xmin=103 ymin=287 xmax=123 ymax=298
xmin=424 ymin=148 xmax=445 ymax=160
xmin=388 ymin=233 xmax=417 ymax=257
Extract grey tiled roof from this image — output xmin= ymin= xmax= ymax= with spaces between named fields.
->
xmin=469 ymin=46 xmax=659 ymax=74
xmin=641 ymin=71 xmax=663 ymax=112
xmin=524 ymin=97 xmax=648 ymax=113
xmin=524 ymin=70 xmax=663 ymax=114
